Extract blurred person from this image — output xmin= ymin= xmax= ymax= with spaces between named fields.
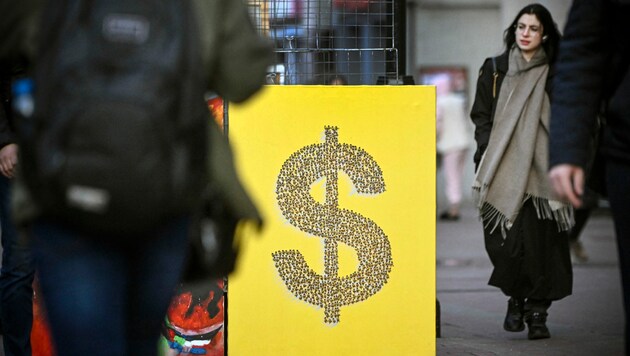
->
xmin=567 ymin=188 xmax=600 ymax=263
xmin=434 ymin=74 xmax=472 ymax=221
xmin=327 ymin=74 xmax=348 ymax=85
xmin=548 ymin=0 xmax=630 ymax=351
xmin=470 ymin=4 xmax=572 ymax=340
xmin=0 ymin=65 xmax=35 ymax=356
xmin=1 ymin=0 xmax=272 ymax=355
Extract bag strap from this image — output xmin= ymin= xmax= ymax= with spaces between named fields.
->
xmin=491 ymin=56 xmax=499 ymax=99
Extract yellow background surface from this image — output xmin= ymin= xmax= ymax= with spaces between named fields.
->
xmin=227 ymin=86 xmax=436 ymax=355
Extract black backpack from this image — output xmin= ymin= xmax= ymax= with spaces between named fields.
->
xmin=18 ymin=0 xmax=209 ymax=236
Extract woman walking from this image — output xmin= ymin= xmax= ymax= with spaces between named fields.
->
xmin=470 ymin=3 xmax=573 ymax=340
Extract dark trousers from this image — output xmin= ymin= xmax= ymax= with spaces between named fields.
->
xmin=606 ymin=159 xmax=630 ymax=353
xmin=31 ymin=217 xmax=190 ymax=356
xmin=569 ymin=207 xmax=593 ymax=243
xmin=568 ymin=188 xmax=599 ymax=243
xmin=0 ymin=175 xmax=35 ymax=356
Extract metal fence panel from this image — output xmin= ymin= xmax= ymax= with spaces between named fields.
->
xmin=247 ymin=0 xmax=397 ymax=85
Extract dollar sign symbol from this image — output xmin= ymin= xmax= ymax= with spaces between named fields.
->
xmin=273 ymin=126 xmax=393 ymax=324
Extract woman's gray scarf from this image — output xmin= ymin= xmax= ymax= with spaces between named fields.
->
xmin=472 ymin=47 xmax=574 ymax=237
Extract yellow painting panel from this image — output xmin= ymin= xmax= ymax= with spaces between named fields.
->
xmin=228 ymin=86 xmax=436 ymax=355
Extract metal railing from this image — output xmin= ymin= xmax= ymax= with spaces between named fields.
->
xmin=247 ymin=0 xmax=398 ymax=85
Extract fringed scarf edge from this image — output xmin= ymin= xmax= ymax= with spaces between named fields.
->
xmin=473 ymin=181 xmax=575 ymax=239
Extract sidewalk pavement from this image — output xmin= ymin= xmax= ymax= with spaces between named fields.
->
xmin=437 ymin=204 xmax=624 ymax=355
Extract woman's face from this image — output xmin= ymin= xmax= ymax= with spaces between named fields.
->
xmin=515 ymin=14 xmax=543 ymax=58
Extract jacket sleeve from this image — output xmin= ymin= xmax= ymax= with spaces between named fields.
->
xmin=0 ymin=90 xmax=16 ymax=150
xmin=0 ymin=65 xmax=27 ymax=149
xmin=470 ymin=58 xmax=495 ymax=169
xmin=0 ymin=0 xmax=43 ymax=150
xmin=549 ymin=0 xmax=607 ymax=169
xmin=194 ymin=0 xmax=274 ymax=103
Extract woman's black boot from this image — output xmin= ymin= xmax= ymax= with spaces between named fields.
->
xmin=503 ymin=297 xmax=525 ymax=332
xmin=525 ymin=312 xmax=551 ymax=340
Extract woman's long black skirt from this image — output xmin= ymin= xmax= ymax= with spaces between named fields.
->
xmin=483 ymin=199 xmax=573 ymax=300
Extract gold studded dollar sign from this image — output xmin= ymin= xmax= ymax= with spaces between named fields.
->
xmin=273 ymin=126 xmax=393 ymax=324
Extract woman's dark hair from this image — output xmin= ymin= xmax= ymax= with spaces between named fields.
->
xmin=503 ymin=3 xmax=561 ymax=63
